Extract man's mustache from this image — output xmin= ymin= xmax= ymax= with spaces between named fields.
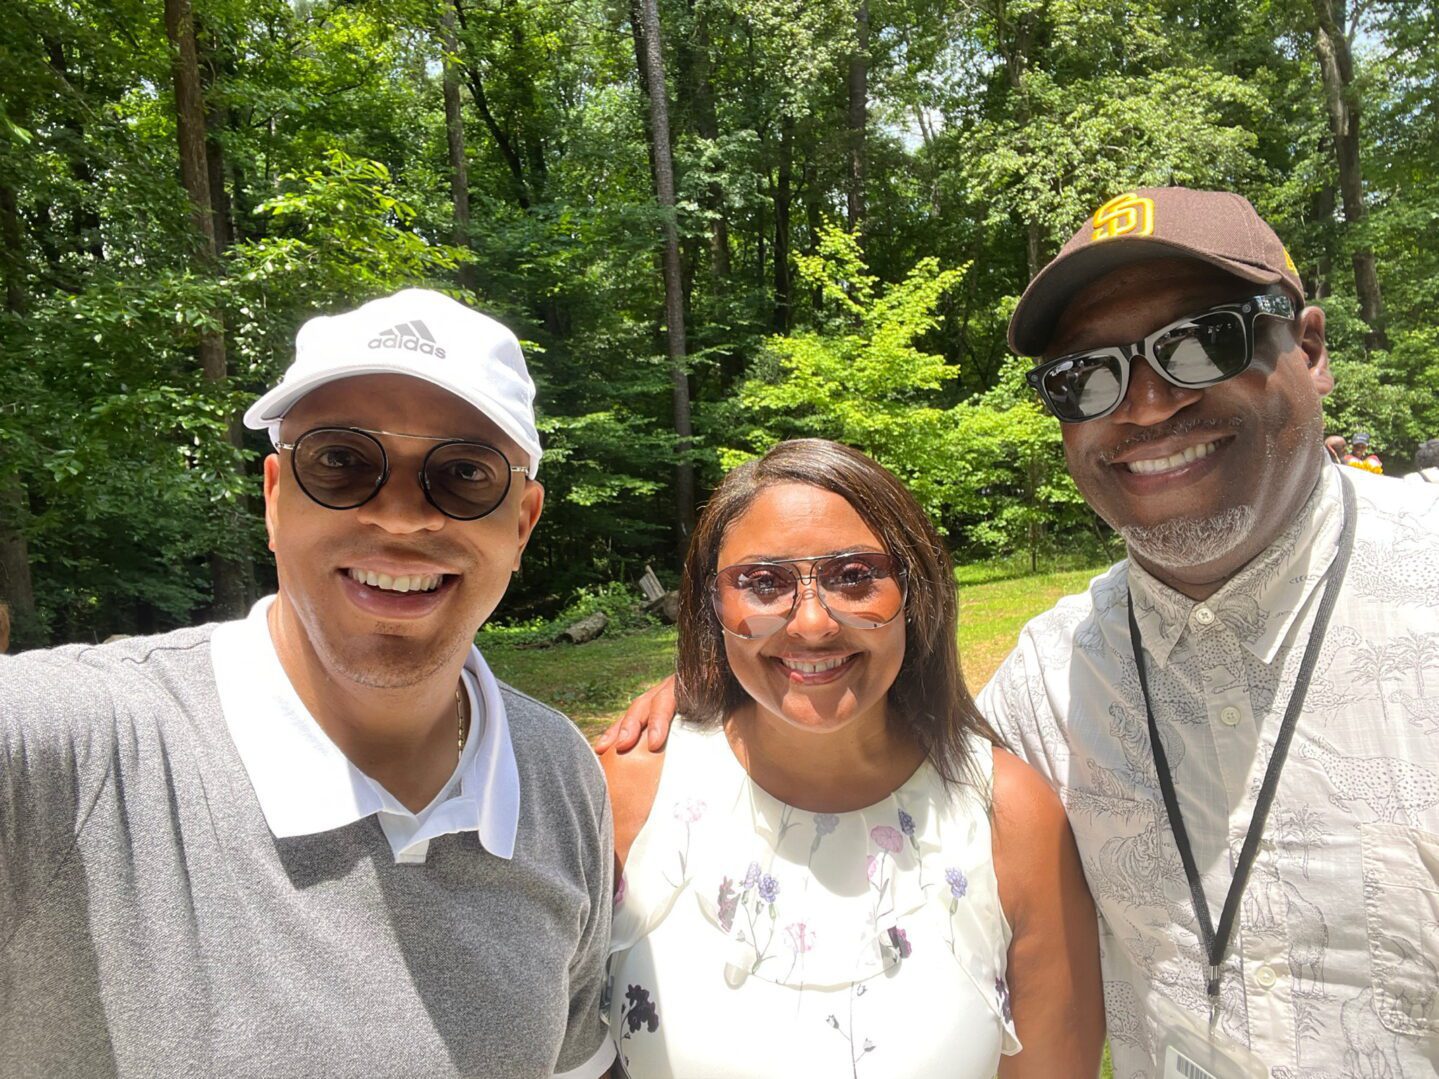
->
xmin=1097 ymin=416 xmax=1243 ymax=466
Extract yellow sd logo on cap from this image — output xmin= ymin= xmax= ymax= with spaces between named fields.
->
xmin=1092 ymin=192 xmax=1154 ymax=241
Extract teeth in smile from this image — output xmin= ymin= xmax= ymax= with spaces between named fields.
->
xmin=781 ymin=656 xmax=850 ymax=674
xmin=348 ymin=568 xmax=443 ymax=593
xmin=1126 ymin=439 xmax=1219 ymax=475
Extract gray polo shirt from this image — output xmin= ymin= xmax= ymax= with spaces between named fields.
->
xmin=0 ymin=623 xmax=614 ymax=1078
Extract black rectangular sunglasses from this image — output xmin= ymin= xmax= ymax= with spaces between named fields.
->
xmin=1025 ymin=293 xmax=1297 ymax=423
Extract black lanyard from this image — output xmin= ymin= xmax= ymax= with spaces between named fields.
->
xmin=1125 ymin=472 xmax=1357 ymax=1023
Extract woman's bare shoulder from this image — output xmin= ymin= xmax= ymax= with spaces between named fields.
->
xmin=598 ymin=737 xmax=668 ymax=867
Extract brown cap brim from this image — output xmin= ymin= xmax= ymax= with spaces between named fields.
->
xmin=1007 ymin=237 xmax=1288 ymax=357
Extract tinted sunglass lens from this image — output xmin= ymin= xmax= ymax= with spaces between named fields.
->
xmin=713 ymin=564 xmax=798 ymax=637
xmin=1155 ymin=312 xmax=1247 ymax=383
xmin=293 ymin=429 xmax=385 ymax=509
xmin=1043 ymin=354 xmax=1124 ymax=421
xmin=424 ymin=443 xmax=513 ymax=519
xmin=816 ymin=554 xmax=905 ymax=629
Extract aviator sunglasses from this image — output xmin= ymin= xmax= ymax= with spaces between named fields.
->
xmin=275 ymin=426 xmax=528 ymax=521
xmin=1025 ymin=293 xmax=1297 ymax=423
xmin=709 ymin=552 xmax=908 ymax=639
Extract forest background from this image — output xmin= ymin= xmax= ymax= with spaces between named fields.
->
xmin=1 ymin=0 xmax=1436 ymax=649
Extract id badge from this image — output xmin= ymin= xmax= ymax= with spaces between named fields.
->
xmin=1151 ymin=992 xmax=1271 ymax=1078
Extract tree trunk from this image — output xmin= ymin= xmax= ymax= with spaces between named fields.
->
xmin=0 ymin=185 xmax=37 ymax=647
xmin=440 ymin=7 xmax=475 ymax=290
xmin=0 ymin=475 xmax=38 ymax=649
xmin=680 ymin=0 xmax=730 ymax=278
xmin=772 ymin=116 xmax=793 ymax=333
xmin=1311 ymin=0 xmax=1387 ymax=350
xmin=165 ymin=0 xmax=248 ymax=618
xmin=635 ymin=0 xmax=696 ymax=544
xmin=846 ymin=0 xmax=869 ymax=232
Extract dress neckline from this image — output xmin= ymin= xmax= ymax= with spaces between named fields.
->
xmin=681 ymin=717 xmax=943 ymax=817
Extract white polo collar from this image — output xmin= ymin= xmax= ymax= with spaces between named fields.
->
xmin=211 ymin=596 xmax=521 ymax=861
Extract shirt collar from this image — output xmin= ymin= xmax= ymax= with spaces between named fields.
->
xmin=211 ymin=596 xmax=521 ymax=859
xmin=1127 ymin=466 xmax=1344 ymax=668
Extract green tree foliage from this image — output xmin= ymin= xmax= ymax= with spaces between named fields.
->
xmin=1 ymin=0 xmax=1436 ymax=645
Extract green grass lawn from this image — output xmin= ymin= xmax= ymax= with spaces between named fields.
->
xmin=483 ymin=561 xmax=1112 ymax=741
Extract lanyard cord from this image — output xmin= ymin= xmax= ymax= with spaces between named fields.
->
xmin=1125 ymin=472 xmax=1357 ymax=1016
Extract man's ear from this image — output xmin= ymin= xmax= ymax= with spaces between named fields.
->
xmin=512 ymin=480 xmax=545 ymax=573
xmin=262 ymin=454 xmax=282 ymax=553
xmin=1297 ymin=304 xmax=1333 ymax=397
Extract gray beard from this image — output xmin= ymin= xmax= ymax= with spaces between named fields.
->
xmin=1120 ymin=505 xmax=1257 ymax=570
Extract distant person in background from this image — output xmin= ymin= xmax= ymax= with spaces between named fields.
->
xmin=1324 ymin=434 xmax=1347 ymax=463
xmin=1342 ymin=430 xmax=1384 ymax=473
xmin=1407 ymin=438 xmax=1439 ymax=484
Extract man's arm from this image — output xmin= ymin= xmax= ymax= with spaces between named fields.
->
xmin=0 ymin=652 xmax=115 ymax=940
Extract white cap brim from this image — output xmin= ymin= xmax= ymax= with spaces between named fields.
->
xmin=243 ymin=367 xmax=543 ymax=479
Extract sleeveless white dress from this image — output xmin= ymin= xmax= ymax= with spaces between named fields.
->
xmin=605 ymin=720 xmax=1021 ymax=1078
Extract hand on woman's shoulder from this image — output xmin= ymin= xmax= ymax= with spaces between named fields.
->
xmin=598 ymin=735 xmax=668 ymax=868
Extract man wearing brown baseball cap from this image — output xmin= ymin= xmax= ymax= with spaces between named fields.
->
xmin=983 ymin=187 xmax=1439 ymax=1074
xmin=603 ymin=187 xmax=1439 ymax=1072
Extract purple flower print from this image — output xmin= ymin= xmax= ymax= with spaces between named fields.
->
xmin=814 ymin=813 xmax=839 ymax=837
xmin=614 ymin=873 xmax=627 ymax=908
xmin=716 ymin=877 xmax=739 ymax=932
xmin=996 ymin=977 xmax=1013 ymax=1024
xmin=742 ymin=861 xmax=762 ymax=889
xmin=865 ymin=853 xmax=878 ymax=881
xmin=758 ymin=874 xmax=780 ymax=904
xmin=870 ymin=825 xmax=903 ymax=853
xmin=784 ymin=921 xmax=815 ymax=954
xmin=898 ymin=809 xmax=915 ymax=838
xmin=623 ymin=983 xmax=660 ymax=1034
xmin=672 ymin=798 xmax=707 ymax=823
xmin=945 ymin=867 xmax=968 ymax=899
xmin=886 ymin=925 xmax=912 ymax=959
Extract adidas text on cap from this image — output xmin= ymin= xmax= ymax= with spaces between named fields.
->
xmin=1007 ymin=187 xmax=1305 ymax=357
xmin=243 ymin=288 xmax=543 ymax=478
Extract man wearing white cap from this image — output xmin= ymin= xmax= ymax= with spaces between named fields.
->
xmin=0 ymin=289 xmax=616 ymax=1079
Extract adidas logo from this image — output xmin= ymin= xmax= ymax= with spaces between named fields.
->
xmin=368 ymin=320 xmax=447 ymax=359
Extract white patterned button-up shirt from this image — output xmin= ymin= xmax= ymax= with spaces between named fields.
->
xmin=977 ymin=465 xmax=1439 ymax=1076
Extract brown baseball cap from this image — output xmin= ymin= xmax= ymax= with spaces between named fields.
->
xmin=1007 ymin=187 xmax=1305 ymax=356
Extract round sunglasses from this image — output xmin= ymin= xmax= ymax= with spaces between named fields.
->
xmin=1025 ymin=293 xmax=1297 ymax=423
xmin=275 ymin=426 xmax=528 ymax=521
xmin=709 ymin=552 xmax=907 ymax=639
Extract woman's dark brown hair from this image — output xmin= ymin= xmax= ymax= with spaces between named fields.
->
xmin=675 ymin=438 xmax=996 ymax=786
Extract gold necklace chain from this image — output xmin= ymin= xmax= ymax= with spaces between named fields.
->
xmin=456 ymin=681 xmax=468 ymax=761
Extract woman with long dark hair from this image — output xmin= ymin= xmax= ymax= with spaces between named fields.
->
xmin=600 ymin=439 xmax=1101 ymax=1077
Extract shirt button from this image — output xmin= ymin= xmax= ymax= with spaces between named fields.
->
xmin=1220 ymin=706 xmax=1241 ymax=727
xmin=1193 ymin=606 xmax=1216 ymax=627
xmin=1255 ymin=965 xmax=1277 ymax=989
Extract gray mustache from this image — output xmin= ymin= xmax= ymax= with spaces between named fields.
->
xmin=1098 ymin=416 xmax=1242 ymax=466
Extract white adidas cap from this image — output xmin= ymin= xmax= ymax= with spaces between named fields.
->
xmin=243 ymin=288 xmax=542 ymax=477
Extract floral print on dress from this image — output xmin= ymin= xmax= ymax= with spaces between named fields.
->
xmin=995 ymin=977 xmax=1013 ymax=1025
xmin=731 ymin=862 xmax=783 ymax=972
xmin=608 ymin=722 xmax=1022 ymax=1073
xmin=870 ymin=825 xmax=903 ymax=854
xmin=716 ymin=876 xmax=739 ymax=932
xmin=617 ymin=982 xmax=661 ymax=1073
